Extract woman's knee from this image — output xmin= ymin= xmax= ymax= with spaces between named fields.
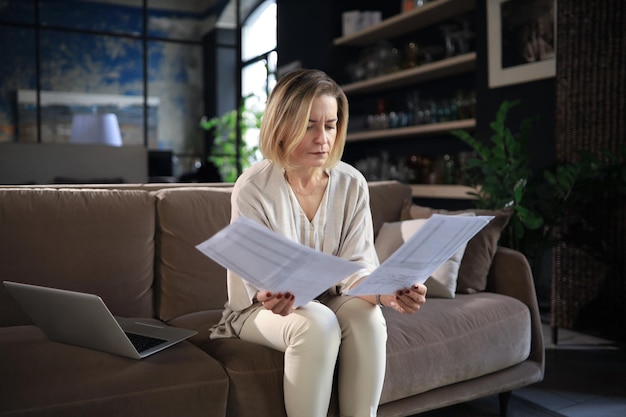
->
xmin=289 ymin=302 xmax=342 ymax=351
xmin=335 ymin=297 xmax=387 ymax=340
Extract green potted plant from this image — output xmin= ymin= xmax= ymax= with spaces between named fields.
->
xmin=451 ymin=100 xmax=626 ymax=278
xmin=200 ymin=94 xmax=263 ymax=182
xmin=451 ymin=100 xmax=543 ymax=255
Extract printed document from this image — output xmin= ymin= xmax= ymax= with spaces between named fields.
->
xmin=345 ymin=214 xmax=492 ymax=295
xmin=196 ymin=214 xmax=492 ymax=306
xmin=195 ymin=217 xmax=361 ymax=307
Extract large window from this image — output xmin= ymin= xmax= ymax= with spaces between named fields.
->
xmin=240 ymin=0 xmax=277 ymax=168
xmin=0 ymin=0 xmax=276 ymax=182
xmin=0 ymin=0 xmax=217 ymax=177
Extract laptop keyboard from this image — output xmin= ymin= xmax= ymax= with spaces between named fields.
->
xmin=125 ymin=332 xmax=167 ymax=352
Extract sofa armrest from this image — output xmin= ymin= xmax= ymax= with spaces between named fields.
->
xmin=487 ymin=247 xmax=545 ymax=372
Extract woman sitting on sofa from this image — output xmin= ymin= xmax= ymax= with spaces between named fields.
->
xmin=209 ymin=68 xmax=427 ymax=417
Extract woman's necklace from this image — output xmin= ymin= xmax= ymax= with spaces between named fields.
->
xmin=290 ymin=182 xmax=318 ymax=196
xmin=286 ymin=173 xmax=322 ymax=197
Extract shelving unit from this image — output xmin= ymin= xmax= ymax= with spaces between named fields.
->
xmin=334 ymin=0 xmax=477 ymax=200
xmin=333 ymin=0 xmax=476 ymax=47
xmin=342 ymin=52 xmax=476 ymax=95
xmin=347 ymin=118 xmax=475 ymax=142
xmin=410 ymin=184 xmax=476 ymax=199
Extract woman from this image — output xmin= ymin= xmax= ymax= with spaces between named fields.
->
xmin=209 ymin=68 xmax=427 ymax=417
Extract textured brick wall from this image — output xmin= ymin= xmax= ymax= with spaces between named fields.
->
xmin=552 ymin=0 xmax=626 ymax=342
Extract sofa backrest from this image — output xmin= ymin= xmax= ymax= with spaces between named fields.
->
xmin=367 ymin=180 xmax=412 ymax=237
xmin=152 ymin=187 xmax=233 ymax=322
xmin=0 ymin=181 xmax=412 ymax=327
xmin=0 ymin=188 xmax=155 ymax=327
xmin=151 ymin=181 xmax=412 ymax=323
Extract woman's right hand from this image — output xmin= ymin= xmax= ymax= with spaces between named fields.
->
xmin=379 ymin=284 xmax=427 ymax=314
xmin=256 ymin=290 xmax=295 ymax=316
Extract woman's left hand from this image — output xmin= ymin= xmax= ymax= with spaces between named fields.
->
xmin=389 ymin=283 xmax=427 ymax=314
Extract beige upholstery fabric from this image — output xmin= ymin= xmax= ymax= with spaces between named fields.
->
xmin=488 ymin=247 xmax=545 ymax=369
xmin=0 ymin=188 xmax=155 ymax=326
xmin=168 ymin=309 xmax=226 ymax=345
xmin=381 ymin=293 xmax=530 ymax=404
xmin=202 ymin=338 xmax=286 ymax=417
xmin=153 ymin=187 xmax=232 ymax=321
xmin=0 ymin=324 xmax=229 ymax=417
xmin=367 ymin=181 xmax=413 ymax=238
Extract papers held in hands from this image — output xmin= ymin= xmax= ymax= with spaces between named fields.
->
xmin=195 ymin=214 xmax=493 ymax=306
xmin=195 ymin=217 xmax=361 ymax=308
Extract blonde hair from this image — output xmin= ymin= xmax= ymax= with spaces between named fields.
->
xmin=259 ymin=69 xmax=349 ymax=170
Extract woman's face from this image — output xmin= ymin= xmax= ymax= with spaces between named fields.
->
xmin=290 ymin=94 xmax=338 ymax=169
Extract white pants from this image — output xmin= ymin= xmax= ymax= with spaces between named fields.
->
xmin=239 ymin=296 xmax=387 ymax=417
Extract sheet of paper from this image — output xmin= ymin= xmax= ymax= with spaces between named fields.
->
xmin=195 ymin=217 xmax=361 ymax=307
xmin=345 ymin=214 xmax=493 ymax=296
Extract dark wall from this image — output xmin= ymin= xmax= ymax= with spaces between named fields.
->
xmin=474 ymin=0 xmax=556 ymax=173
xmin=276 ymin=0 xmax=336 ymax=73
xmin=276 ymin=0 xmax=400 ymax=74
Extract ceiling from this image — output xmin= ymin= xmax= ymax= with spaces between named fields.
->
xmin=75 ymin=0 xmax=262 ymax=28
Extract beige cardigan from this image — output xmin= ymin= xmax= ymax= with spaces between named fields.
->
xmin=209 ymin=159 xmax=379 ymax=339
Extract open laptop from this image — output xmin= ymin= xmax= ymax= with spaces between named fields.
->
xmin=3 ymin=281 xmax=197 ymax=360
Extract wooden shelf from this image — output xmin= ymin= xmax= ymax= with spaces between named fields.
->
xmin=410 ymin=184 xmax=477 ymax=199
xmin=333 ymin=0 xmax=476 ymax=46
xmin=341 ymin=53 xmax=476 ymax=95
xmin=346 ymin=118 xmax=475 ymax=142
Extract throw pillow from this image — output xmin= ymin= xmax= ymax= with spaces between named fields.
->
xmin=374 ymin=218 xmax=470 ymax=298
xmin=401 ymin=204 xmax=512 ymax=293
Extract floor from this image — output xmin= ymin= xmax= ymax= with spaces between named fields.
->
xmin=415 ymin=324 xmax=626 ymax=417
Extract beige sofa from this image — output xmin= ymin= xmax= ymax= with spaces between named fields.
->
xmin=0 ymin=181 xmax=544 ymax=417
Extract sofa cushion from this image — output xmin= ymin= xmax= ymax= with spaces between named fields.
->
xmin=0 ymin=188 xmax=155 ymax=326
xmin=153 ymin=187 xmax=232 ymax=321
xmin=402 ymin=204 xmax=512 ymax=293
xmin=201 ymin=293 xmax=531 ymax=415
xmin=0 ymin=324 xmax=229 ymax=417
xmin=380 ymin=292 xmax=531 ymax=404
xmin=168 ymin=310 xmax=226 ymax=346
xmin=202 ymin=338 xmax=286 ymax=417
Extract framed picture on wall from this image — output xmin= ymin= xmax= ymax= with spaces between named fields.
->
xmin=488 ymin=0 xmax=556 ymax=88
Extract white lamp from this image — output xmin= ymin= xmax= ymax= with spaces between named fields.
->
xmin=69 ymin=113 xmax=123 ymax=146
